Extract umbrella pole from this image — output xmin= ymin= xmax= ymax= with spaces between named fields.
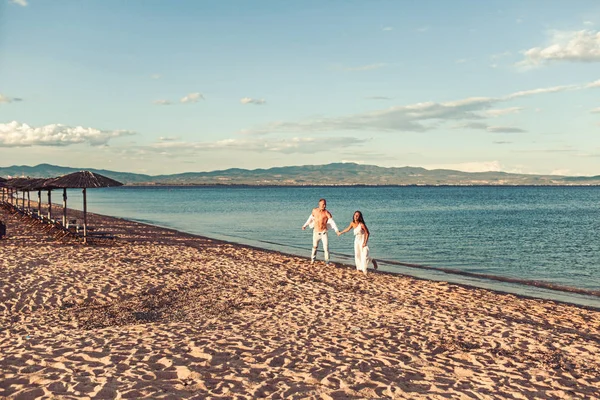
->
xmin=83 ymin=188 xmax=87 ymax=244
xmin=47 ymin=190 xmax=52 ymax=220
xmin=62 ymin=188 xmax=67 ymax=227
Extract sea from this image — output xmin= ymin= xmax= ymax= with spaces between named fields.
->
xmin=64 ymin=185 xmax=600 ymax=308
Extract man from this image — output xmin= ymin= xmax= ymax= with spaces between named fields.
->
xmin=302 ymin=198 xmax=339 ymax=264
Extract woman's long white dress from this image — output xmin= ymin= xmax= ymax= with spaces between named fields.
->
xmin=354 ymin=225 xmax=372 ymax=273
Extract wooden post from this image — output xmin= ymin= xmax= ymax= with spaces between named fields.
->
xmin=83 ymin=188 xmax=87 ymax=244
xmin=27 ymin=191 xmax=31 ymax=210
xmin=62 ymin=188 xmax=67 ymax=226
xmin=37 ymin=190 xmax=42 ymax=215
xmin=47 ymin=190 xmax=52 ymax=220
xmin=22 ymin=191 xmax=25 ymax=210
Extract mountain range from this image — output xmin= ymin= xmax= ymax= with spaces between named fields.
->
xmin=1 ymin=163 xmax=599 ymax=186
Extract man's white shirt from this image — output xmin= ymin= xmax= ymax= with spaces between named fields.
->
xmin=302 ymin=214 xmax=339 ymax=232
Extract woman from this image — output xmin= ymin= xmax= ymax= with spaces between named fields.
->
xmin=338 ymin=211 xmax=378 ymax=275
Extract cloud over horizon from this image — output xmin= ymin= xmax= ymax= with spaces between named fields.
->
xmin=141 ymin=136 xmax=368 ymax=156
xmin=240 ymin=97 xmax=266 ymax=105
xmin=0 ymin=121 xmax=135 ymax=147
xmin=241 ymin=80 xmax=598 ymax=136
xmin=180 ymin=92 xmax=203 ymax=103
xmin=483 ymin=107 xmax=523 ymax=117
xmin=153 ymin=99 xmax=172 ymax=106
xmin=519 ymin=29 xmax=600 ymax=67
xmin=0 ymin=94 xmax=23 ymax=104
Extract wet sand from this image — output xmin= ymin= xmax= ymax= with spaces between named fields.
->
xmin=1 ymin=204 xmax=599 ymax=399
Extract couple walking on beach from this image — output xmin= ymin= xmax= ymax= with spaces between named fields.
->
xmin=302 ymin=198 xmax=378 ymax=275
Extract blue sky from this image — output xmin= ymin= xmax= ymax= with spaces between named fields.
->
xmin=1 ymin=0 xmax=599 ymax=175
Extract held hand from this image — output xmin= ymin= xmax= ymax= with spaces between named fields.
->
xmin=337 ymin=231 xmax=341 ymax=236
xmin=302 ymin=226 xmax=306 ymax=230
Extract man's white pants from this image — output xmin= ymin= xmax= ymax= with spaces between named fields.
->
xmin=312 ymin=230 xmax=329 ymax=262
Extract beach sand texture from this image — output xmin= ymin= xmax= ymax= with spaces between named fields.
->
xmin=1 ymin=206 xmax=599 ymax=399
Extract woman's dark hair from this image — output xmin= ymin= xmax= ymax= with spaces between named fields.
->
xmin=353 ymin=210 xmax=365 ymax=224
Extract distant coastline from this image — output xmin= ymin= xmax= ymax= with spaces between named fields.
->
xmin=122 ymin=183 xmax=600 ymax=188
xmin=2 ymin=162 xmax=600 ymax=186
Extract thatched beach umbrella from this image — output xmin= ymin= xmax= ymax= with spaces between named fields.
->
xmin=0 ymin=177 xmax=7 ymax=203
xmin=25 ymin=178 xmax=52 ymax=217
xmin=7 ymin=178 xmax=31 ymax=209
xmin=47 ymin=171 xmax=123 ymax=242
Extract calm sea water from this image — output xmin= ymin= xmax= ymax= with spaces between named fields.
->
xmin=65 ymin=186 xmax=600 ymax=305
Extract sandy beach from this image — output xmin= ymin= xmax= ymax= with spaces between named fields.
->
xmin=1 ymin=204 xmax=599 ymax=399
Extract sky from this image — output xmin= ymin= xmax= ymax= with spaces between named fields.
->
xmin=1 ymin=0 xmax=599 ymax=176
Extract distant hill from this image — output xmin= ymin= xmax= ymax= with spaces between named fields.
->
xmin=1 ymin=163 xmax=599 ymax=186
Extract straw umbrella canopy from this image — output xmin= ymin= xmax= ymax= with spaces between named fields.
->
xmin=46 ymin=171 xmax=123 ymax=242
xmin=0 ymin=177 xmax=8 ymax=203
xmin=25 ymin=178 xmax=53 ymax=216
xmin=6 ymin=178 xmax=32 ymax=208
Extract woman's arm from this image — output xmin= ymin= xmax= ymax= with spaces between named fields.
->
xmin=338 ymin=222 xmax=355 ymax=235
xmin=361 ymin=223 xmax=370 ymax=246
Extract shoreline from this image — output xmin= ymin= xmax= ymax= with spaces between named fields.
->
xmin=121 ymin=214 xmax=600 ymax=310
xmin=63 ymin=202 xmax=599 ymax=310
xmin=4 ymin=200 xmax=600 ymax=308
xmin=2 ymin=204 xmax=600 ymax=398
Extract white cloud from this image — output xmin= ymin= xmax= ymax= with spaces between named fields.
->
xmin=455 ymin=59 xmax=468 ymax=64
xmin=240 ymin=97 xmax=266 ymax=105
xmin=180 ymin=92 xmax=203 ymax=103
xmin=417 ymin=26 xmax=430 ymax=33
xmin=587 ymin=79 xmax=600 ymax=88
xmin=483 ymin=107 xmax=523 ymax=117
xmin=505 ymin=85 xmax=576 ymax=99
xmin=453 ymin=122 xmax=489 ymax=130
xmin=365 ymin=96 xmax=392 ymax=100
xmin=0 ymin=121 xmax=135 ymax=147
xmin=9 ymin=0 xmax=28 ymax=6
xmin=241 ymin=79 xmax=598 ymax=136
xmin=454 ymin=122 xmax=525 ymax=133
xmin=519 ymin=29 xmax=600 ymax=67
xmin=487 ymin=126 xmax=526 ymax=133
xmin=0 ymin=94 xmax=23 ymax=104
xmin=150 ymin=74 xmax=161 ymax=79
xmin=145 ymin=136 xmax=367 ymax=155
xmin=382 ymin=27 xmax=393 ymax=31
xmin=242 ymin=97 xmax=497 ymax=135
xmin=153 ymin=99 xmax=171 ymax=106
xmin=583 ymin=21 xmax=594 ymax=26
xmin=591 ymin=107 xmax=600 ymax=113
xmin=340 ymin=63 xmax=386 ymax=72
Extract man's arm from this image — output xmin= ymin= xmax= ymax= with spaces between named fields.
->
xmin=302 ymin=212 xmax=314 ymax=230
xmin=326 ymin=211 xmax=340 ymax=233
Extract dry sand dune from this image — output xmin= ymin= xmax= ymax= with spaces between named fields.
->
xmin=1 ymin=205 xmax=599 ymax=399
